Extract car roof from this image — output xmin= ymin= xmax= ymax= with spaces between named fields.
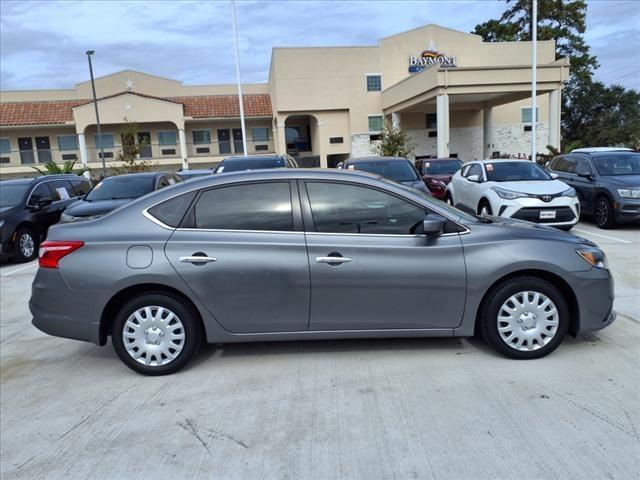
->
xmin=0 ymin=178 xmax=34 ymax=185
xmin=348 ymin=156 xmax=409 ymax=163
xmin=475 ymin=159 xmax=536 ymax=164
xmin=0 ymin=174 xmax=86 ymax=185
xmin=221 ymin=155 xmax=282 ymax=162
xmin=571 ymin=147 xmax=635 ymax=153
xmin=176 ymin=169 xmax=212 ymax=174
xmin=101 ymin=172 xmax=167 ymax=181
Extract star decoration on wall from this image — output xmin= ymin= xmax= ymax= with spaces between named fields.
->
xmin=125 ymin=104 xmax=132 ymax=111
xmin=125 ymin=78 xmax=134 ymax=91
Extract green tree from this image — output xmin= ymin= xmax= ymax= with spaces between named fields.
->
xmin=113 ymin=118 xmax=151 ymax=174
xmin=374 ymin=122 xmax=415 ymax=158
xmin=32 ymin=159 xmax=87 ymax=176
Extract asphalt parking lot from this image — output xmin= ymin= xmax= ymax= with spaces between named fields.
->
xmin=1 ymin=220 xmax=639 ymax=480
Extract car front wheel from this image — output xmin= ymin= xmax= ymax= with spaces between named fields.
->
xmin=595 ymin=196 xmax=616 ymax=229
xmin=478 ymin=276 xmax=569 ymax=359
xmin=14 ymin=227 xmax=38 ymax=263
xmin=111 ymin=292 xmax=202 ymax=375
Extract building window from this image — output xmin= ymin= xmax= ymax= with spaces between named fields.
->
xmin=366 ymin=75 xmax=382 ymax=92
xmin=94 ymin=133 xmax=115 ymax=149
xmin=158 ymin=131 xmax=177 ymax=146
xmin=192 ymin=130 xmax=211 ymax=145
xmin=426 ymin=113 xmax=437 ymax=129
xmin=0 ymin=138 xmax=10 ymax=155
xmin=57 ymin=135 xmax=78 ymax=151
xmin=521 ymin=107 xmax=539 ymax=123
xmin=368 ymin=115 xmax=383 ymax=133
xmin=252 ymin=127 xmax=269 ymax=142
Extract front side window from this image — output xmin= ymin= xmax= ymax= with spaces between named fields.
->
xmin=1 ymin=138 xmax=12 ymax=154
xmin=252 ymin=127 xmax=269 ymax=142
xmin=94 ymin=133 xmax=115 ymax=149
xmin=158 ymin=131 xmax=177 ymax=146
xmin=28 ymin=183 xmax=52 ymax=206
xmin=47 ymin=180 xmax=74 ymax=200
xmin=368 ymin=115 xmax=383 ymax=133
xmin=69 ymin=178 xmax=91 ymax=196
xmin=57 ymin=135 xmax=78 ymax=151
xmin=306 ymin=182 xmax=425 ymax=235
xmin=592 ymin=153 xmax=640 ymax=176
xmin=465 ymin=163 xmax=483 ymax=179
xmin=192 ymin=130 xmax=211 ymax=145
xmin=193 ymin=182 xmax=293 ymax=231
xmin=366 ymin=75 xmax=382 ymax=92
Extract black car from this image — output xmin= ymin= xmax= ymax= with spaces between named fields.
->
xmin=547 ymin=148 xmax=640 ymax=228
xmin=175 ymin=169 xmax=214 ymax=181
xmin=338 ymin=156 xmax=431 ymax=196
xmin=0 ymin=174 xmax=92 ymax=262
xmin=60 ymin=172 xmax=181 ymax=224
xmin=213 ymin=154 xmax=299 ymax=173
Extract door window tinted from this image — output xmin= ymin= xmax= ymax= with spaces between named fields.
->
xmin=69 ymin=178 xmax=91 ymax=196
xmin=28 ymin=183 xmax=52 ymax=206
xmin=45 ymin=180 xmax=73 ymax=201
xmin=465 ymin=163 xmax=483 ymax=179
xmin=148 ymin=191 xmax=196 ymax=227
xmin=193 ymin=182 xmax=293 ymax=231
xmin=575 ymin=158 xmax=593 ymax=175
xmin=551 ymin=156 xmax=577 ymax=173
xmin=306 ymin=182 xmax=425 ymax=235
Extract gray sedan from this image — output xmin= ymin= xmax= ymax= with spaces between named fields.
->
xmin=30 ymin=169 xmax=616 ymax=375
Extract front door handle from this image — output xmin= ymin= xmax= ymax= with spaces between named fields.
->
xmin=315 ymin=256 xmax=352 ymax=264
xmin=179 ymin=255 xmax=217 ymax=264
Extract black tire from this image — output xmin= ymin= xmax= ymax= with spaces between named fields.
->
xmin=444 ymin=192 xmax=453 ymax=206
xmin=594 ymin=196 xmax=616 ymax=229
xmin=477 ymin=199 xmax=493 ymax=216
xmin=111 ymin=292 xmax=202 ymax=375
xmin=13 ymin=227 xmax=39 ymax=263
xmin=478 ymin=276 xmax=569 ymax=359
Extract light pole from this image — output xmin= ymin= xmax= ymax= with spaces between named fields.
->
xmin=231 ymin=0 xmax=248 ymax=156
xmin=531 ymin=0 xmax=537 ymax=162
xmin=86 ymin=50 xmax=107 ymax=177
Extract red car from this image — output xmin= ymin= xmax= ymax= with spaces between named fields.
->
xmin=416 ymin=158 xmax=463 ymax=199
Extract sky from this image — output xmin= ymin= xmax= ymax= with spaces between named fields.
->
xmin=0 ymin=0 xmax=638 ymax=91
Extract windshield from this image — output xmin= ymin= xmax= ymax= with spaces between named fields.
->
xmin=485 ymin=162 xmax=551 ymax=182
xmin=216 ymin=158 xmax=284 ymax=173
xmin=423 ymin=159 xmax=462 ymax=175
xmin=0 ymin=183 xmax=29 ymax=208
xmin=352 ymin=161 xmax=419 ymax=183
xmin=592 ymin=153 xmax=640 ymax=176
xmin=86 ymin=176 xmax=155 ymax=201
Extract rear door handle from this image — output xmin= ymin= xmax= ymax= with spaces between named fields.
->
xmin=315 ymin=256 xmax=352 ymax=264
xmin=179 ymin=256 xmax=217 ymax=264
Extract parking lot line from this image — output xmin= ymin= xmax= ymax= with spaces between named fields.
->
xmin=573 ymin=229 xmax=632 ymax=244
xmin=0 ymin=262 xmax=38 ymax=277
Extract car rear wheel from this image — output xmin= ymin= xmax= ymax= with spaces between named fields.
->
xmin=111 ymin=292 xmax=202 ymax=375
xmin=595 ymin=196 xmax=616 ymax=229
xmin=478 ymin=276 xmax=569 ymax=359
xmin=13 ymin=228 xmax=38 ymax=263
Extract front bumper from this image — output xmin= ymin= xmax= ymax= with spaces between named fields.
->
xmin=30 ymin=268 xmax=104 ymax=344
xmin=567 ymin=267 xmax=616 ymax=333
xmin=613 ymin=198 xmax=640 ymax=224
xmin=497 ymin=196 xmax=580 ymax=227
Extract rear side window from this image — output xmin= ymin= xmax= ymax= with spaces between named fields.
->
xmin=306 ymin=182 xmax=425 ymax=235
xmin=46 ymin=180 xmax=74 ymax=201
xmin=69 ymin=178 xmax=91 ymax=196
xmin=147 ymin=191 xmax=196 ymax=228
xmin=28 ymin=183 xmax=52 ymax=206
xmin=192 ymin=182 xmax=293 ymax=231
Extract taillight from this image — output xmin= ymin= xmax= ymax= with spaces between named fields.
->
xmin=38 ymin=241 xmax=84 ymax=269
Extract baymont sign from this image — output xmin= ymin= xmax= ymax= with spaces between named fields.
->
xmin=409 ymin=40 xmax=457 ymax=73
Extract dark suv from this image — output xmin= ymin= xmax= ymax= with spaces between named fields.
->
xmin=546 ymin=148 xmax=640 ymax=228
xmin=213 ymin=154 xmax=299 ymax=173
xmin=0 ymin=175 xmax=92 ymax=262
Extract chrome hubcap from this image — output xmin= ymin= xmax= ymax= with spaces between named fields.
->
xmin=122 ymin=306 xmax=185 ymax=367
xmin=497 ymin=291 xmax=559 ymax=351
xmin=480 ymin=206 xmax=490 ymax=216
xmin=19 ymin=233 xmax=34 ymax=258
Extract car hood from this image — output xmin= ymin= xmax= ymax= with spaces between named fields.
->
xmin=477 ymin=215 xmax=596 ymax=245
xmin=489 ymin=179 xmax=569 ymax=194
xmin=599 ymin=174 xmax=640 ymax=188
xmin=64 ymin=199 xmax=132 ymax=217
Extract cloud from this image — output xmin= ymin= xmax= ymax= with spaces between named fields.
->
xmin=0 ymin=0 xmax=637 ymax=90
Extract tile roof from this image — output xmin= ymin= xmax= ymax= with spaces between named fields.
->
xmin=0 ymin=92 xmax=272 ymax=126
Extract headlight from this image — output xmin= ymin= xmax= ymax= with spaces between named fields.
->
xmin=561 ymin=187 xmax=577 ymax=197
xmin=617 ymin=188 xmax=640 ymax=199
xmin=60 ymin=212 xmax=74 ymax=223
xmin=491 ymin=187 xmax=529 ymax=200
xmin=576 ymin=248 xmax=608 ymax=269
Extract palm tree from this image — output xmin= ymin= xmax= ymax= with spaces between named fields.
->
xmin=32 ymin=159 xmax=88 ymax=176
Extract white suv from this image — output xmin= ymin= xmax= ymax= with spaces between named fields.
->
xmin=445 ymin=159 xmax=580 ymax=230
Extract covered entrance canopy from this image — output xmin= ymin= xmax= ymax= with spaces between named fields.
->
xmin=382 ymin=59 xmax=569 ymax=158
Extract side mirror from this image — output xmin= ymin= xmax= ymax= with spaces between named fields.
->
xmin=421 ymin=214 xmax=447 ymax=237
xmin=577 ymin=171 xmax=593 ymax=180
xmin=467 ymin=174 xmax=481 ymax=183
xmin=549 ymin=172 xmax=559 ymax=179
